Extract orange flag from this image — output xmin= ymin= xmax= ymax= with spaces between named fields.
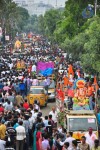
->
xmin=59 ymin=90 xmax=65 ymax=101
xmin=68 ymin=64 xmax=74 ymax=77
xmin=63 ymin=76 xmax=69 ymax=86
xmin=56 ymin=89 xmax=65 ymax=101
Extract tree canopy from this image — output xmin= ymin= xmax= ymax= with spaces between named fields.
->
xmin=30 ymin=0 xmax=100 ymax=74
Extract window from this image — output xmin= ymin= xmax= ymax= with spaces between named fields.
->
xmin=69 ymin=118 xmax=97 ymax=131
xmin=30 ymin=88 xmax=45 ymax=94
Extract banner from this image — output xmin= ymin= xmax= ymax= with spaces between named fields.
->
xmin=37 ymin=61 xmax=54 ymax=71
xmin=40 ymin=68 xmax=53 ymax=76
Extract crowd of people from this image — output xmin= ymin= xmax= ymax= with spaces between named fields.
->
xmin=0 ymin=35 xmax=100 ymax=150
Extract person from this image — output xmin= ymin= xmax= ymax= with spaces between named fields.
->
xmin=23 ymin=115 xmax=30 ymax=150
xmin=85 ymin=127 xmax=97 ymax=149
xmin=43 ymin=116 xmax=48 ymax=127
xmin=42 ymin=134 xmax=50 ymax=150
xmin=23 ymin=99 xmax=29 ymax=110
xmin=72 ymin=140 xmax=79 ymax=150
xmin=0 ymin=138 xmax=6 ymax=150
xmin=6 ymin=122 xmax=16 ymax=148
xmin=58 ymin=132 xmax=75 ymax=149
xmin=32 ymin=76 xmax=38 ymax=86
xmin=0 ymin=103 xmax=4 ymax=112
xmin=97 ymin=109 xmax=100 ymax=137
xmin=33 ymin=125 xmax=42 ymax=150
xmin=5 ymin=101 xmax=13 ymax=111
xmin=43 ymin=77 xmax=50 ymax=94
xmin=87 ymin=82 xmax=95 ymax=110
xmin=92 ymin=139 xmax=100 ymax=150
xmin=28 ymin=112 xmax=34 ymax=146
xmin=49 ymin=107 xmax=58 ymax=127
xmin=32 ymin=63 xmax=36 ymax=73
xmin=19 ymin=80 xmax=26 ymax=98
xmin=0 ymin=120 xmax=6 ymax=140
xmin=46 ymin=121 xmax=53 ymax=137
xmin=16 ymin=121 xmax=26 ymax=150
xmin=15 ymin=92 xmax=23 ymax=106
xmin=78 ymin=136 xmax=90 ymax=150
xmin=7 ymin=92 xmax=15 ymax=104
xmin=62 ymin=142 xmax=69 ymax=150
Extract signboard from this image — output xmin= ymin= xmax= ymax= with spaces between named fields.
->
xmin=0 ymin=27 xmax=2 ymax=37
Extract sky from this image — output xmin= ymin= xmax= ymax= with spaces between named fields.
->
xmin=34 ymin=0 xmax=67 ymax=7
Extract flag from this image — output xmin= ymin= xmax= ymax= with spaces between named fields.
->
xmin=57 ymin=89 xmax=65 ymax=101
xmin=94 ymin=76 xmax=99 ymax=90
xmin=40 ymin=68 xmax=53 ymax=76
xmin=68 ymin=64 xmax=74 ymax=77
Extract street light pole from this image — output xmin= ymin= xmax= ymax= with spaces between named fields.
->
xmin=95 ymin=0 xmax=97 ymax=16
xmin=56 ymin=0 xmax=57 ymax=8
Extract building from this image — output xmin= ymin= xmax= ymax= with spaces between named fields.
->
xmin=13 ymin=0 xmax=27 ymax=7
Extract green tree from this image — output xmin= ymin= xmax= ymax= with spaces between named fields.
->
xmin=44 ymin=9 xmax=63 ymax=36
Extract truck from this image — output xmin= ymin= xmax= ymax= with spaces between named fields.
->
xmin=56 ymin=78 xmax=99 ymax=141
xmin=65 ymin=110 xmax=98 ymax=141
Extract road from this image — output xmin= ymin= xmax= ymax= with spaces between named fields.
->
xmin=41 ymin=101 xmax=56 ymax=117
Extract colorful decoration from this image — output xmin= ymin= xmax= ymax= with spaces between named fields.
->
xmin=73 ymin=78 xmax=89 ymax=110
xmin=16 ymin=60 xmax=25 ymax=70
xmin=15 ymin=40 xmax=21 ymax=49
xmin=75 ymin=78 xmax=86 ymax=88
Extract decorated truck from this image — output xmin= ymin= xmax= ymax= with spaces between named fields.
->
xmin=66 ymin=110 xmax=98 ymax=141
xmin=56 ymin=78 xmax=98 ymax=140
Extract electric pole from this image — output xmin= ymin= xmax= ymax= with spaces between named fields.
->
xmin=95 ymin=0 xmax=97 ymax=16
xmin=56 ymin=0 xmax=57 ymax=8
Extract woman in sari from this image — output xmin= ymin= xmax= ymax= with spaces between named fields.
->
xmin=33 ymin=125 xmax=42 ymax=150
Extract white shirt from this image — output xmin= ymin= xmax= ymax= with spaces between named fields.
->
xmin=85 ymin=132 xmax=97 ymax=149
xmin=32 ymin=65 xmax=36 ymax=72
xmin=32 ymin=112 xmax=38 ymax=120
xmin=9 ymin=63 xmax=13 ymax=70
xmin=49 ymin=111 xmax=58 ymax=123
xmin=0 ymin=139 xmax=6 ymax=150
xmin=15 ymin=109 xmax=21 ymax=114
xmin=29 ymin=117 xmax=35 ymax=129
xmin=16 ymin=125 xmax=26 ymax=140
xmin=60 ymin=137 xmax=75 ymax=149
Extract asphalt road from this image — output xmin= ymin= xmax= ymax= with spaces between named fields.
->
xmin=41 ymin=101 xmax=56 ymax=117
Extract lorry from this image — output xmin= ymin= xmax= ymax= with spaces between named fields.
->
xmin=56 ymin=78 xmax=99 ymax=141
xmin=65 ymin=110 xmax=98 ymax=141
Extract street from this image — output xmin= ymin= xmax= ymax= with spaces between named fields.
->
xmin=41 ymin=101 xmax=56 ymax=117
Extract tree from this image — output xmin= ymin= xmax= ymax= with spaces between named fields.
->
xmin=44 ymin=9 xmax=63 ymax=36
xmin=81 ymin=17 xmax=100 ymax=73
xmin=16 ymin=7 xmax=29 ymax=31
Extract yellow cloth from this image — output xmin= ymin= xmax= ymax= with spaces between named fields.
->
xmin=0 ymin=124 xmax=6 ymax=139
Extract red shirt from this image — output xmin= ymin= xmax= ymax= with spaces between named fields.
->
xmin=23 ymin=102 xmax=29 ymax=110
xmin=0 ymin=106 xmax=4 ymax=112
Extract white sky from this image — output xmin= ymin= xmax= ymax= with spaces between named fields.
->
xmin=34 ymin=0 xmax=67 ymax=7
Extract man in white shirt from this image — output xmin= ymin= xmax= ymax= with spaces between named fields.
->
xmin=85 ymin=127 xmax=97 ymax=149
xmin=28 ymin=112 xmax=35 ymax=130
xmin=49 ymin=107 xmax=58 ymax=125
xmin=32 ymin=64 xmax=36 ymax=72
xmin=16 ymin=121 xmax=26 ymax=150
xmin=58 ymin=132 xmax=75 ymax=149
